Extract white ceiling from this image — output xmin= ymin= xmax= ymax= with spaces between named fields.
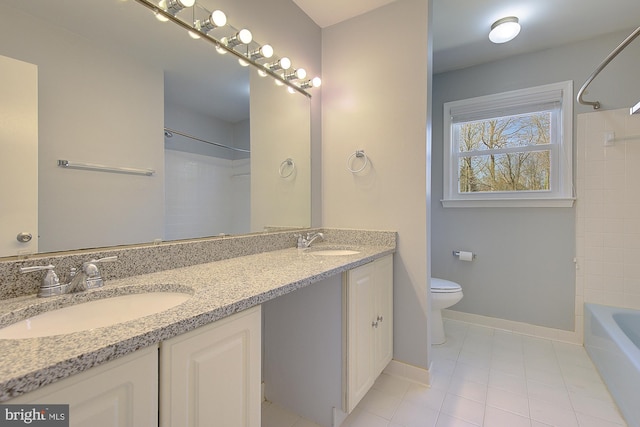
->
xmin=293 ymin=0 xmax=640 ymax=74
xmin=292 ymin=0 xmax=399 ymax=28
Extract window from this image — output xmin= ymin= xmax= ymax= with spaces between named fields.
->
xmin=442 ymin=81 xmax=574 ymax=207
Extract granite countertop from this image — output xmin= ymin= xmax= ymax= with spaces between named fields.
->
xmin=0 ymin=243 xmax=394 ymax=401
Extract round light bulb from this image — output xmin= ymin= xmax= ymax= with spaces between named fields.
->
xmin=250 ymin=45 xmax=275 ymax=61
xmin=210 ymin=10 xmax=227 ymax=27
xmin=279 ymin=57 xmax=292 ymax=70
xmin=260 ymin=45 xmax=274 ymax=59
xmin=312 ymin=77 xmax=322 ymax=88
xmin=295 ymin=68 xmax=307 ymax=79
xmin=238 ymin=58 xmax=250 ymax=67
xmin=196 ymin=10 xmax=227 ymax=33
xmin=489 ymin=16 xmax=520 ymax=44
xmin=238 ymin=29 xmax=253 ymax=44
xmin=179 ymin=0 xmax=195 ymax=7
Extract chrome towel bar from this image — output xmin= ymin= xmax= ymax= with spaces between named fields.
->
xmin=57 ymin=160 xmax=155 ymax=176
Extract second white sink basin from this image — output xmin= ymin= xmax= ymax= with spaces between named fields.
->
xmin=304 ymin=248 xmax=360 ymax=256
xmin=0 ymin=292 xmax=191 ymax=339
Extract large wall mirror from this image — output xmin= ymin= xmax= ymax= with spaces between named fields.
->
xmin=0 ymin=0 xmax=311 ymax=258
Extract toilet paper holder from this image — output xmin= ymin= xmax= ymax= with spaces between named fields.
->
xmin=453 ymin=250 xmax=476 ymax=260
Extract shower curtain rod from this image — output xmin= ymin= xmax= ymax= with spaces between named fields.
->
xmin=164 ymin=127 xmax=251 ymax=154
xmin=577 ymin=26 xmax=640 ymax=114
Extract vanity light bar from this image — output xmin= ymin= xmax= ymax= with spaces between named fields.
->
xmin=133 ymin=0 xmax=318 ymax=97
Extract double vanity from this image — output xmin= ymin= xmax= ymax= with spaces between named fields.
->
xmin=0 ymin=229 xmax=395 ymax=427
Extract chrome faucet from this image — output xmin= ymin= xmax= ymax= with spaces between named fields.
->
xmin=66 ymin=256 xmax=117 ymax=292
xmin=20 ymin=256 xmax=118 ymax=297
xmin=296 ymin=232 xmax=324 ymax=249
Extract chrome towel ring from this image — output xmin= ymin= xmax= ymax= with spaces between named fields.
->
xmin=347 ymin=150 xmax=368 ymax=173
xmin=279 ymin=158 xmax=295 ymax=178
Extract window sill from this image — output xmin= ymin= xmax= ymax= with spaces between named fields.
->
xmin=441 ymin=198 xmax=575 ymax=208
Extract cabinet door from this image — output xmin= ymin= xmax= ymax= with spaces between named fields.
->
xmin=9 ymin=345 xmax=159 ymax=427
xmin=345 ymin=262 xmax=375 ymax=414
xmin=344 ymin=255 xmax=394 ymax=414
xmin=373 ymin=254 xmax=393 ymax=378
xmin=160 ymin=306 xmax=261 ymax=427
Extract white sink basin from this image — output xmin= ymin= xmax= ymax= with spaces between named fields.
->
xmin=0 ymin=292 xmax=191 ymax=339
xmin=304 ymin=248 xmax=360 ymax=256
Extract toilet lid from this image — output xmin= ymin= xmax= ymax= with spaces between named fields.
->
xmin=431 ymin=278 xmax=461 ymax=293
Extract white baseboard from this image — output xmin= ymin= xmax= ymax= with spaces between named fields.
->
xmin=382 ymin=359 xmax=430 ymax=387
xmin=442 ymin=309 xmax=583 ymax=344
xmin=333 ymin=407 xmax=348 ymax=427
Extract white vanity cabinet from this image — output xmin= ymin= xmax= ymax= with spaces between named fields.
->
xmin=8 ymin=345 xmax=159 ymax=427
xmin=344 ymin=254 xmax=393 ymax=413
xmin=8 ymin=306 xmax=261 ymax=427
xmin=159 ymin=305 xmax=261 ymax=427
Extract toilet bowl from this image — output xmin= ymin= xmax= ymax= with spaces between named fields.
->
xmin=430 ymin=278 xmax=463 ymax=345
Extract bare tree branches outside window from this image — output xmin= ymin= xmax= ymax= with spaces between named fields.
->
xmin=456 ymin=112 xmax=552 ymax=193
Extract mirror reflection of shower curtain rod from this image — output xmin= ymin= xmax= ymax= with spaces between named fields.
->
xmin=164 ymin=127 xmax=250 ymax=153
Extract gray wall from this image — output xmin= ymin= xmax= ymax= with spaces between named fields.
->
xmin=322 ymin=0 xmax=431 ymax=368
xmin=263 ymin=274 xmax=343 ymax=427
xmin=432 ymin=28 xmax=640 ymax=330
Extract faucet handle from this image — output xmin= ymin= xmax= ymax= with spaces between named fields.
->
xmin=20 ymin=264 xmax=59 ymax=287
xmin=82 ymin=256 xmax=118 ymax=273
xmin=82 ymin=256 xmax=117 ymax=289
xmin=20 ymin=264 xmax=65 ymax=297
xmin=19 ymin=264 xmax=56 ymax=275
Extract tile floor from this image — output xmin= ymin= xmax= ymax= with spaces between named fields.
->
xmin=262 ymin=318 xmax=628 ymax=427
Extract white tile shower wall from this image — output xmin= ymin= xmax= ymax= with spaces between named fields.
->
xmin=576 ymin=108 xmax=640 ymax=322
xmin=164 ymin=150 xmax=250 ymax=240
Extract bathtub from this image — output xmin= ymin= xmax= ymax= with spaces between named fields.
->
xmin=584 ymin=303 xmax=640 ymax=427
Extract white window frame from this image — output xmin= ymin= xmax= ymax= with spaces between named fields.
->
xmin=442 ymin=81 xmax=574 ymax=208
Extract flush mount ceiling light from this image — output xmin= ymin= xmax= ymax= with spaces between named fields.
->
xmin=489 ymin=16 xmax=521 ymax=44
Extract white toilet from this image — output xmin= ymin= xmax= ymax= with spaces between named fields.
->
xmin=430 ymin=278 xmax=463 ymax=345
